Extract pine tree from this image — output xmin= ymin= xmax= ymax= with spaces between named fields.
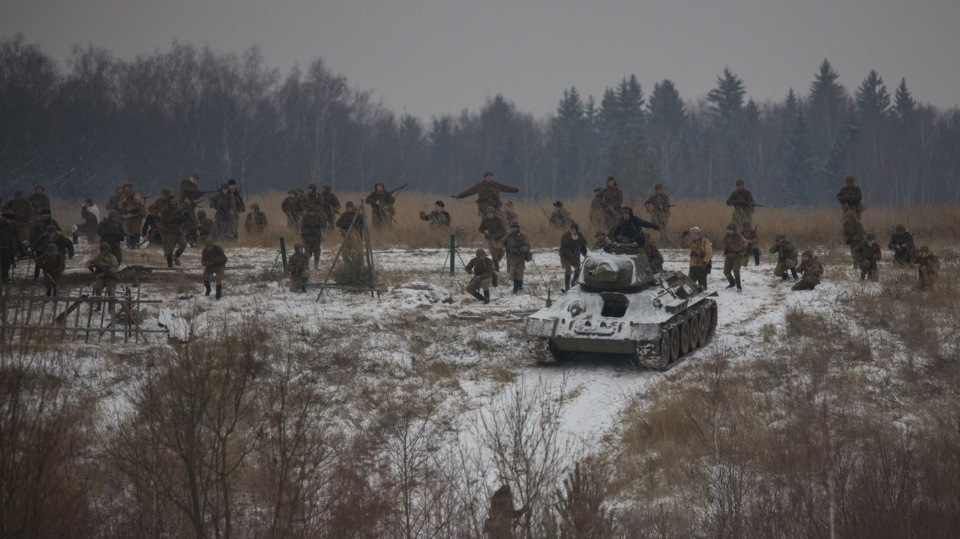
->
xmin=552 ymin=87 xmax=589 ymax=196
xmin=707 ymin=68 xmax=745 ymax=126
xmin=647 ymin=79 xmax=686 ymax=187
xmin=855 ymin=70 xmax=891 ymax=118
xmin=892 ymin=77 xmax=916 ymax=120
xmin=781 ymin=94 xmax=814 ymax=206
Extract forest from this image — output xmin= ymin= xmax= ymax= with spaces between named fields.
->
xmin=2 ymin=34 xmax=959 ymax=207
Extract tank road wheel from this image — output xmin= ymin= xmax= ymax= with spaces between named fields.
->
xmin=679 ymin=318 xmax=692 ymax=356
xmin=659 ymin=330 xmax=674 ymax=365
xmin=669 ymin=326 xmax=680 ymax=363
xmin=688 ymin=313 xmax=701 ymax=352
xmin=698 ymin=306 xmax=712 ymax=347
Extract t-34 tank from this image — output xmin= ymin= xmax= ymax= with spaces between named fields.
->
xmin=526 ymin=243 xmax=717 ymax=369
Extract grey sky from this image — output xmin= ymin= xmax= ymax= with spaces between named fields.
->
xmin=4 ymin=0 xmax=959 ymax=119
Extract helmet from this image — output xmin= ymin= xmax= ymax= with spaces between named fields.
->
xmin=204 ymin=238 xmax=215 ymax=246
xmin=553 ymin=200 xmax=563 ymax=208
xmin=895 ymin=224 xmax=906 ymax=233
xmin=307 ymin=183 xmax=316 ymax=190
xmin=776 ymin=234 xmax=786 ymax=241
xmin=802 ymin=250 xmax=813 ymax=258
xmin=918 ymin=245 xmax=930 ymax=255
xmin=374 ymin=181 xmax=385 ymax=189
xmin=741 ymin=221 xmax=751 ymax=228
xmin=690 ymin=226 xmax=701 ymax=234
xmin=483 ymin=170 xmax=494 ymax=178
xmin=196 ymin=210 xmax=206 ymax=218
xmin=321 ymin=184 xmax=331 ymax=191
xmin=845 ymin=175 xmax=855 ymax=184
xmin=294 ymin=243 xmax=304 ymax=251
xmin=484 ymin=207 xmax=496 ymax=215
xmin=735 ymin=179 xmax=745 ymax=187
xmin=251 ymin=203 xmax=260 ymax=210
xmin=654 ymin=183 xmax=663 ymax=190
xmin=100 ymin=242 xmax=111 ymax=252
xmin=509 ymin=221 xmax=520 ymax=228
xmin=345 ymin=201 xmax=355 ymax=208
xmin=435 ymin=200 xmax=445 ymax=207
xmin=594 ymin=230 xmax=606 ymax=238
xmin=620 ymin=206 xmax=632 ymax=215
xmin=160 ymin=188 xmax=172 ymax=196
xmin=726 ymin=223 xmax=737 ymax=231
xmin=866 ymin=233 xmax=876 ymax=241
xmin=845 ymin=210 xmax=856 ymax=218
xmin=476 ymin=248 xmax=486 ymax=257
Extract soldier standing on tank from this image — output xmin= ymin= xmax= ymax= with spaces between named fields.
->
xmin=726 ymin=179 xmax=755 ymax=227
xmin=915 ymin=246 xmax=940 ymax=291
xmin=559 ymin=222 xmax=587 ymax=290
xmin=599 ymin=177 xmax=624 ymax=230
xmin=419 ymin=200 xmax=451 ymax=229
xmin=842 ymin=210 xmax=866 ymax=266
xmin=769 ymin=234 xmax=799 ymax=281
xmin=609 ymin=207 xmax=660 ymax=246
xmin=483 ymin=484 xmax=526 ymax=539
xmin=592 ymin=230 xmax=612 ymax=251
xmin=855 ymin=232 xmax=882 ymax=281
xmin=836 ymin=175 xmax=864 ymax=220
xmin=792 ymin=251 xmax=822 ymax=291
xmin=244 ymin=203 xmax=268 ymax=236
xmin=87 ymin=242 xmax=120 ymax=311
xmin=282 ymin=189 xmax=303 ymax=231
xmin=479 ymin=207 xmax=507 ymax=271
xmin=888 ymin=224 xmax=916 ymax=266
xmin=98 ymin=210 xmax=125 ymax=265
xmin=645 ymin=237 xmax=665 ymax=273
xmin=36 ymin=243 xmax=65 ymax=296
xmin=740 ymin=221 xmax=760 ymax=267
xmin=365 ymin=182 xmax=396 ymax=229
xmin=453 ymin=171 xmax=525 ymax=218
xmin=318 ymin=185 xmax=341 ymax=230
xmin=644 ymin=183 xmax=671 ymax=241
xmin=549 ymin=201 xmax=572 ymax=229
xmin=201 ymin=238 xmax=228 ymax=299
xmin=465 ymin=248 xmax=495 ymax=304
xmin=502 ymin=222 xmax=531 ymax=294
xmin=720 ymin=223 xmax=746 ymax=292
xmin=300 ymin=205 xmax=324 ymax=269
xmin=681 ymin=226 xmax=713 ymax=289
xmin=159 ymin=199 xmax=187 ymax=267
xmin=288 ymin=243 xmax=309 ymax=292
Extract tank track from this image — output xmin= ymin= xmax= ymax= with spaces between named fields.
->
xmin=633 ymin=299 xmax=717 ymax=370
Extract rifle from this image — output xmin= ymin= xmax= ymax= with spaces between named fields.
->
xmin=389 ymin=182 xmax=410 ymax=196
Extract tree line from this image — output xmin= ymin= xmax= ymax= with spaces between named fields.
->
xmin=2 ymin=34 xmax=958 ymax=207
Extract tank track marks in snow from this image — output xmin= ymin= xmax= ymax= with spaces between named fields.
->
xmin=633 ymin=299 xmax=717 ymax=370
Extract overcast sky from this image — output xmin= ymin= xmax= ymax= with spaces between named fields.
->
xmin=4 ymin=0 xmax=959 ymax=119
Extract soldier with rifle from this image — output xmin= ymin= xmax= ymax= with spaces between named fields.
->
xmin=549 ymin=201 xmax=572 ymax=229
xmin=501 ymin=221 xmax=531 ymax=294
xmin=28 ymin=185 xmax=50 ymax=214
xmin=599 ymin=177 xmax=624 ymax=230
xmin=282 ymin=189 xmax=303 ymax=231
xmin=119 ymin=183 xmax=146 ymax=249
xmin=915 ymin=246 xmax=940 ymax=291
xmin=836 ymin=175 xmax=864 ymax=220
xmin=609 ymin=206 xmax=660 ymax=247
xmin=854 ymin=232 xmax=882 ymax=281
xmin=32 ymin=225 xmax=73 ymax=280
xmin=210 ymin=184 xmax=236 ymax=240
xmin=227 ymin=179 xmax=245 ymax=238
xmin=419 ymin=200 xmax=451 ymax=229
xmin=244 ymin=203 xmax=269 ymax=236
xmin=769 ymin=234 xmax=799 ymax=281
xmin=98 ymin=210 xmax=125 ymax=265
xmin=643 ymin=183 xmax=673 ymax=239
xmin=87 ymin=242 xmax=120 ymax=312
xmin=559 ymin=222 xmax=587 ymax=290
xmin=479 ymin=207 xmax=507 ymax=271
xmin=201 ymin=238 xmax=228 ymax=299
xmin=300 ymin=205 xmax=324 ymax=269
xmin=465 ymin=248 xmax=495 ymax=304
xmin=36 ymin=243 xmax=65 ymax=296
xmin=740 ymin=221 xmax=760 ymax=267
xmin=2 ymin=191 xmax=33 ymax=245
xmin=726 ymin=179 xmax=755 ymax=226
xmin=365 ymin=181 xmax=400 ymax=229
xmin=179 ymin=173 xmax=201 ymax=202
xmin=318 ymin=185 xmax=341 ymax=230
xmin=159 ymin=198 xmax=188 ymax=267
xmin=77 ymin=198 xmax=100 ymax=244
xmin=792 ymin=251 xmax=822 ymax=291
xmin=888 ymin=224 xmax=916 ymax=266
xmin=453 ymin=170 xmax=525 ymax=218
xmin=335 ymin=201 xmax=364 ymax=257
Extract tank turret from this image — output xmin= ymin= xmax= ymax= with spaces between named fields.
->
xmin=582 ymin=244 xmax=656 ymax=290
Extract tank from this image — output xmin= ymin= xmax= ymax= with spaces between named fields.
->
xmin=526 ymin=243 xmax=718 ymax=370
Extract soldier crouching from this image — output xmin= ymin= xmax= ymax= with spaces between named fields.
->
xmin=915 ymin=245 xmax=939 ymax=291
xmin=465 ymin=248 xmax=495 ymax=304
xmin=792 ymin=251 xmax=822 ymax=291
xmin=288 ymin=243 xmax=309 ymax=293
xmin=769 ymin=234 xmax=799 ymax=280
xmin=201 ymin=238 xmax=228 ymax=299
xmin=854 ymin=233 xmax=882 ymax=281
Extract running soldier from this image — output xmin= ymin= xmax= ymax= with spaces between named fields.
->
xmin=244 ymin=203 xmax=268 ymax=236
xmin=915 ymin=246 xmax=940 ymax=291
xmin=720 ymin=223 xmax=746 ymax=292
xmin=502 ymin=200 xmax=518 ymax=225
xmin=227 ymin=179 xmax=245 ymax=238
xmin=119 ymin=183 xmax=145 ymax=248
xmin=318 ymin=185 xmax=341 ymax=230
xmin=300 ymin=205 xmax=324 ymax=269
xmin=419 ymin=200 xmax=451 ymax=228
xmin=836 ymin=175 xmax=864 ymax=219
xmin=549 ymin=201 xmax=572 ymax=229
xmin=179 ymin=173 xmax=200 ymax=202
xmin=365 ymin=182 xmax=396 ymax=229
xmin=792 ymin=251 xmax=822 ymax=291
xmin=842 ymin=210 xmax=866 ymax=265
xmin=98 ymin=210 xmax=125 ymax=265
xmin=196 ymin=210 xmax=214 ymax=243
xmin=2 ymin=191 xmax=33 ymax=244
xmin=681 ymin=226 xmax=713 ymax=289
xmin=287 ymin=243 xmax=309 ymax=293
xmin=87 ymin=242 xmax=120 ymax=311
xmin=465 ymin=248 xmax=495 ymax=304
xmin=769 ymin=234 xmax=799 ymax=280
xmin=888 ymin=224 xmax=916 ymax=266
xmin=36 ymin=243 xmax=65 ymax=296
xmin=453 ymin=170 xmax=525 ymax=218
xmin=32 ymin=226 xmax=73 ymax=280
xmin=645 ymin=238 xmax=665 ymax=273
xmin=282 ymin=189 xmax=303 ymax=231
xmin=502 ymin=222 xmax=531 ymax=294
xmin=159 ymin=199 xmax=187 ymax=267
xmin=643 ymin=183 xmax=671 ymax=241
xmin=302 ymin=184 xmax=322 ymax=210
xmin=209 ymin=184 xmax=236 ymax=240
xmin=599 ymin=177 xmax=624 ymax=230
xmin=559 ymin=222 xmax=587 ymax=290
xmin=78 ymin=199 xmax=100 ymax=244
xmin=854 ymin=233 xmax=882 ymax=281
xmin=479 ymin=207 xmax=507 ymax=271
xmin=201 ymin=238 xmax=228 ymax=299
xmin=740 ymin=221 xmax=760 ymax=266
xmin=725 ymin=179 xmax=755 ymax=227
xmin=29 ymin=208 xmax=60 ymax=246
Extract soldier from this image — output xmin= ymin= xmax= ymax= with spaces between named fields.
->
xmin=599 ymin=176 xmax=624 ymax=230
xmin=227 ymin=179 xmax=245 ymax=238
xmin=335 ymin=201 xmax=364 ymax=256
xmin=887 ymin=224 xmax=916 ymax=266
xmin=501 ymin=222 xmax=531 ymax=294
xmin=726 ymin=179 xmax=755 ymax=226
xmin=201 ymin=238 xmax=227 ymax=299
xmin=196 ymin=210 xmax=214 ymax=243
xmin=209 ymin=184 xmax=236 ymax=240
xmin=483 ymin=484 xmax=526 ymax=539
xmin=792 ymin=251 xmax=822 ymax=291
xmin=478 ymin=207 xmax=508 ymax=271
xmin=589 ymin=187 xmax=605 ymax=229
xmin=720 ymin=223 xmax=746 ymax=292
xmin=282 ymin=189 xmax=303 ymax=231
xmin=159 ymin=199 xmax=187 ymax=267
xmin=78 ymin=199 xmax=100 ymax=244
xmin=28 ymin=184 xmax=50 ymax=213
xmin=1 ymin=211 xmax=21 ymax=283
xmin=549 ymin=201 xmax=572 ymax=229
xmin=740 ymin=221 xmax=760 ymax=267
xmin=87 ymin=242 xmax=120 ymax=311
xmin=643 ymin=183 xmax=671 ymax=239
xmin=302 ymin=184 xmax=322 ymax=211
xmin=592 ymin=230 xmax=611 ymax=251
xmin=842 ymin=210 xmax=866 ymax=266
xmin=365 ymin=181 xmax=396 ymax=229
xmin=300 ymin=205 xmax=324 ymax=269
xmin=244 ymin=203 xmax=269 ymax=236
xmin=32 ymin=225 xmax=74 ymax=279
xmin=836 ymin=175 xmax=864 ymax=219
xmin=98 ymin=210 xmax=125 ymax=265
xmin=419 ymin=200 xmax=451 ymax=228
xmin=148 ymin=188 xmax=174 ymax=216
xmin=855 ymin=232 xmax=882 ymax=281
xmin=453 ymin=170 xmax=525 ymax=218
xmin=288 ymin=243 xmax=310 ymax=293
xmin=915 ymin=245 xmax=940 ymax=291
xmin=140 ymin=213 xmax=161 ymax=246
xmin=502 ymin=200 xmax=518 ymax=226
xmin=36 ymin=243 xmax=65 ymax=296
xmin=119 ymin=183 xmax=145 ymax=248
xmin=179 ymin=173 xmax=200 ymax=202
xmin=104 ymin=185 xmax=123 ymax=214
xmin=769 ymin=234 xmax=799 ymax=280
xmin=645 ymin=238 xmax=665 ymax=273
xmin=609 ymin=206 xmax=659 ymax=246
xmin=318 ymin=185 xmax=341 ymax=230
xmin=559 ymin=222 xmax=587 ymax=290
xmin=681 ymin=226 xmax=713 ymax=289
xmin=29 ymin=208 xmax=61 ymax=246
xmin=3 ymin=191 xmax=33 ymax=244
xmin=465 ymin=248 xmax=495 ymax=304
